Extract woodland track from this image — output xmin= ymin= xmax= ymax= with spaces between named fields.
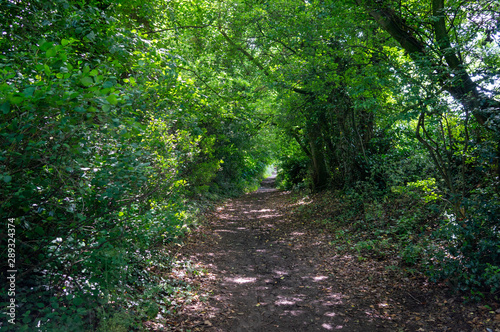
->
xmin=164 ymin=177 xmax=499 ymax=332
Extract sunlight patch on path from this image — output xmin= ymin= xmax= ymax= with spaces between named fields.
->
xmin=225 ymin=276 xmax=257 ymax=284
xmin=170 ymin=176 xmax=398 ymax=332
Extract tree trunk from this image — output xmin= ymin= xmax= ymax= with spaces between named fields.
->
xmin=355 ymin=0 xmax=498 ymax=129
xmin=307 ymin=126 xmax=329 ymax=191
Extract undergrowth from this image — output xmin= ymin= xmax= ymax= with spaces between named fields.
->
xmin=0 ymin=202 xmax=209 ymax=332
xmin=291 ymin=181 xmax=500 ymax=302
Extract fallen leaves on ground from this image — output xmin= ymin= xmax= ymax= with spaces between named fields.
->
xmin=145 ymin=178 xmax=500 ymax=331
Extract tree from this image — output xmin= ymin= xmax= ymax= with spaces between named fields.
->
xmin=0 ymin=1 xmax=274 ymax=329
xmin=355 ymin=0 xmax=500 ymax=130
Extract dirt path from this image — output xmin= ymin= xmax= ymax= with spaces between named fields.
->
xmin=165 ymin=177 xmax=499 ymax=331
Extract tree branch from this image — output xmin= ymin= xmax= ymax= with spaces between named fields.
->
xmin=356 ymin=0 xmax=493 ymax=127
xmin=217 ymin=25 xmax=310 ymax=95
xmin=146 ymin=25 xmax=211 ymax=35
xmin=179 ymin=66 xmax=227 ymax=100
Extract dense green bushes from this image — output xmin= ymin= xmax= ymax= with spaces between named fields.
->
xmin=297 ymin=175 xmax=499 ymax=300
xmin=429 ymin=194 xmax=500 ymax=298
xmin=288 ymin=125 xmax=500 ymax=299
xmin=276 ymin=155 xmax=310 ymax=190
xmin=0 ymin=1 xmax=272 ymax=330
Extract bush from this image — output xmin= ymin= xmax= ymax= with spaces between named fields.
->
xmin=276 ymin=155 xmax=310 ymax=189
xmin=426 ymin=193 xmax=500 ymax=299
xmin=0 ymin=2 xmax=221 ymax=329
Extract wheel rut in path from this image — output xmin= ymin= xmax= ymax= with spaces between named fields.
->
xmin=174 ymin=177 xmax=392 ymax=331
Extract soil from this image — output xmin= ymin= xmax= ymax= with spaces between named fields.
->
xmin=160 ymin=176 xmax=500 ymax=331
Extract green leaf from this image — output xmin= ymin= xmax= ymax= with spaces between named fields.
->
xmin=22 ymin=314 xmax=32 ymax=324
xmin=46 ymin=47 xmax=57 ymax=58
xmin=44 ymin=64 xmax=51 ymax=75
xmin=10 ymin=95 xmax=23 ymax=104
xmin=35 ymin=226 xmax=44 ymax=235
xmin=81 ymin=76 xmax=93 ymax=87
xmin=106 ymin=94 xmax=118 ymax=105
xmin=0 ymin=102 xmax=10 ymax=114
xmin=39 ymin=41 xmax=52 ymax=51
xmin=86 ymin=31 xmax=96 ymax=41
xmin=23 ymin=87 xmax=36 ymax=98
xmin=100 ymin=88 xmax=111 ymax=95
xmin=3 ymin=175 xmax=12 ymax=183
xmin=73 ymin=297 xmax=84 ymax=306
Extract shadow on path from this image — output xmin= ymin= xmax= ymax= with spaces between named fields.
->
xmin=174 ymin=176 xmax=393 ymax=331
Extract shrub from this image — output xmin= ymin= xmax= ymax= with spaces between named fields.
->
xmin=425 ymin=193 xmax=500 ymax=298
xmin=276 ymin=155 xmax=310 ymax=189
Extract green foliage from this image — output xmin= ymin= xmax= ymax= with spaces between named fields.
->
xmin=1 ymin=1 xmax=499 ymax=329
xmin=301 ymin=183 xmax=437 ymax=266
xmin=276 ymin=155 xmax=310 ymax=190
xmin=0 ymin=0 xmax=271 ymax=330
xmin=426 ymin=194 xmax=500 ymax=298
xmin=391 ymin=178 xmax=442 ymax=203
xmin=166 ymin=0 xmax=500 ymax=300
